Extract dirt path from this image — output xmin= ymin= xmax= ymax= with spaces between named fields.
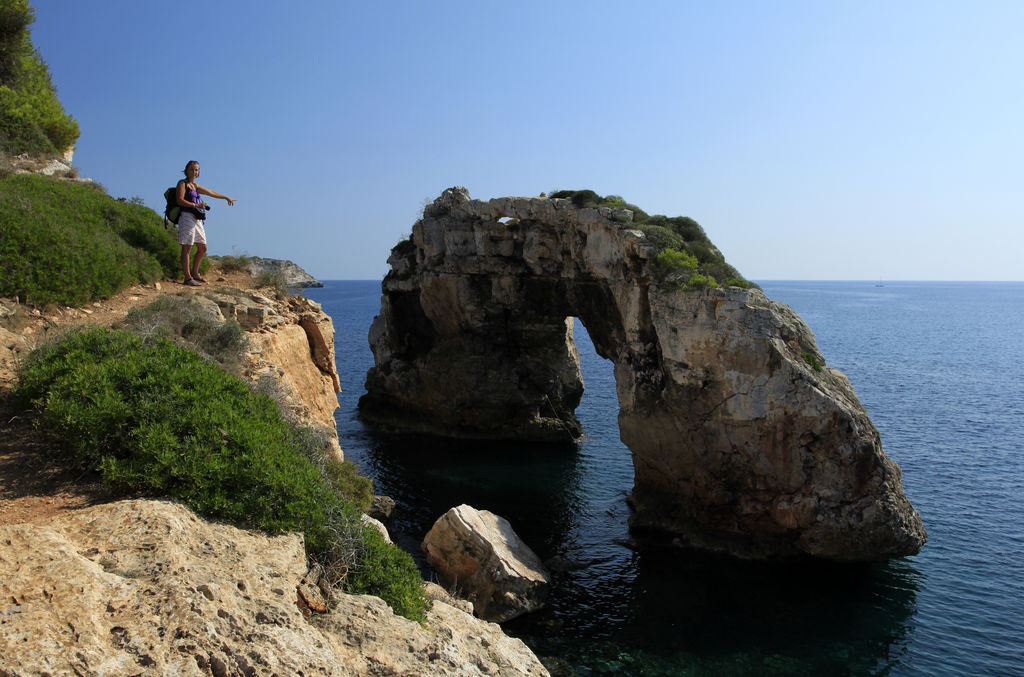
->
xmin=0 ymin=266 xmax=256 ymax=526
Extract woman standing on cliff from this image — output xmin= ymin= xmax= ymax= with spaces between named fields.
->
xmin=176 ymin=160 xmax=235 ymax=286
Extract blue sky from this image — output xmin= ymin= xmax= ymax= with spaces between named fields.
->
xmin=29 ymin=1 xmax=1024 ymax=281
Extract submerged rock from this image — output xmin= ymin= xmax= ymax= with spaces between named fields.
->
xmin=422 ymin=504 xmax=551 ymax=622
xmin=361 ymin=187 xmax=926 ymax=561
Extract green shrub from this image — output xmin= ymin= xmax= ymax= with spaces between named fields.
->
xmin=209 ymin=253 xmax=252 ymax=273
xmin=651 ymin=247 xmax=698 ymax=282
xmin=700 ymin=259 xmax=740 ymax=280
xmin=121 ymin=296 xmax=374 ymax=512
xmin=688 ymin=242 xmax=719 ymax=264
xmin=0 ymin=1 xmax=79 ymax=155
xmin=685 ymin=273 xmax=718 ymax=289
xmin=324 ymin=457 xmax=374 ymax=512
xmin=802 ymin=350 xmax=824 ymax=372
xmin=122 ymin=295 xmax=247 ymax=371
xmin=0 ymin=174 xmax=178 ymax=305
xmin=13 ymin=328 xmax=338 ymax=546
xmin=13 ymin=326 xmax=428 ymax=620
xmin=637 ymin=224 xmax=685 ymax=253
xmin=282 ymin=420 xmax=374 ymax=512
xmin=721 ymin=278 xmax=754 ymax=289
xmin=255 ymin=270 xmax=289 ymax=295
xmin=665 ymin=216 xmax=709 ymax=244
xmin=348 ymin=526 xmax=428 ymax=624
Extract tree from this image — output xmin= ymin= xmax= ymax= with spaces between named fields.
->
xmin=0 ymin=0 xmax=79 ymax=155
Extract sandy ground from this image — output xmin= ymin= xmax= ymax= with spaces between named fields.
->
xmin=0 ymin=265 xmax=257 ymax=526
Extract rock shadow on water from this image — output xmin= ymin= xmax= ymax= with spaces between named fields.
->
xmin=508 ymin=541 xmax=924 ymax=676
xmin=351 ymin=425 xmax=586 ymax=572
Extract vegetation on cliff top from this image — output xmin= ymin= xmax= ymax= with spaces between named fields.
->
xmin=0 ymin=173 xmax=183 ymax=306
xmin=0 ymin=0 xmax=79 ymax=156
xmin=550 ymin=189 xmax=755 ymax=290
xmin=12 ymin=327 xmax=428 ymax=622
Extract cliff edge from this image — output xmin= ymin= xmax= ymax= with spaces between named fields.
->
xmin=0 ymin=265 xmax=551 ymax=675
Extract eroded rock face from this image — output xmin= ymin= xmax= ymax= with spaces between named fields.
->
xmin=360 ymin=187 xmax=926 ymax=561
xmin=204 ymin=287 xmax=344 ymax=461
xmin=0 ymin=500 xmax=550 ymax=676
xmin=422 ymin=504 xmax=551 ymax=622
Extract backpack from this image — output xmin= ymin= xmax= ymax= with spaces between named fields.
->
xmin=163 ymin=183 xmax=181 ymax=227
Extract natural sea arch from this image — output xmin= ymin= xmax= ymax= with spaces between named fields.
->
xmin=359 ymin=188 xmax=926 ymax=561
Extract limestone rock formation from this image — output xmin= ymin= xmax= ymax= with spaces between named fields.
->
xmin=4 ymin=152 xmax=74 ymax=177
xmin=361 ymin=187 xmax=926 ymax=561
xmin=422 ymin=505 xmax=551 ymax=622
xmin=193 ymin=286 xmax=344 ymax=460
xmin=0 ymin=499 xmax=550 ymax=676
xmin=245 ymin=256 xmax=324 ymax=288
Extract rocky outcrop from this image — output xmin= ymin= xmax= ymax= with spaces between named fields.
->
xmin=192 ymin=286 xmax=343 ymax=460
xmin=422 ymin=505 xmax=551 ymax=622
xmin=360 ymin=187 xmax=926 ymax=561
xmin=3 ymin=152 xmax=75 ymax=177
xmin=0 ymin=499 xmax=549 ymax=676
xmin=246 ymin=256 xmax=324 ymax=288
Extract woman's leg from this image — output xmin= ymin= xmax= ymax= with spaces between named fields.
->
xmin=181 ymin=243 xmax=193 ymax=280
xmin=190 ymin=243 xmax=207 ymax=279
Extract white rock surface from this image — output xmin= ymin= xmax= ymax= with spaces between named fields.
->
xmin=422 ymin=504 xmax=551 ymax=622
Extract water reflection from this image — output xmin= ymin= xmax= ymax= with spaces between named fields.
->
xmin=352 ymin=426 xmax=585 ymax=568
xmin=353 ymin=418 xmax=922 ymax=676
xmin=511 ymin=547 xmax=923 ymax=676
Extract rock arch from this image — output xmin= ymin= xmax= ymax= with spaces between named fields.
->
xmin=360 ymin=187 xmax=926 ymax=561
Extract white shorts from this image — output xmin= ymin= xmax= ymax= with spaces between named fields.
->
xmin=177 ymin=212 xmax=206 ymax=246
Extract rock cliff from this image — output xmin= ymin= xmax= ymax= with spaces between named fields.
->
xmin=360 ymin=187 xmax=926 ymax=561
xmin=1 ymin=274 xmax=554 ymax=674
xmin=0 ymin=500 xmax=549 ymax=676
xmin=142 ymin=284 xmax=344 ymax=461
xmin=231 ymin=288 xmax=342 ymax=458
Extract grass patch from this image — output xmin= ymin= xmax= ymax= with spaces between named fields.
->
xmin=12 ymin=327 xmax=427 ymax=620
xmin=122 ymin=295 xmax=247 ymax=373
xmin=802 ymin=350 xmax=824 ymax=372
xmin=0 ymin=174 xmax=180 ymax=306
xmin=254 ymin=270 xmax=290 ymax=296
xmin=209 ymin=253 xmax=252 ymax=273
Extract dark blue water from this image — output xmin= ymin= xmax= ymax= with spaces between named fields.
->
xmin=305 ymin=280 xmax=1024 ymax=676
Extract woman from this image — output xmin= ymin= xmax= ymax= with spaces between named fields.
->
xmin=176 ymin=160 xmax=235 ymax=285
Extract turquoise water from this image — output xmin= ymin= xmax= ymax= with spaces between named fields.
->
xmin=305 ymin=280 xmax=1024 ymax=676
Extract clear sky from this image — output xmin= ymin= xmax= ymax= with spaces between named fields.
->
xmin=29 ymin=1 xmax=1024 ymax=281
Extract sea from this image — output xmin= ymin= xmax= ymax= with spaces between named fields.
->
xmin=304 ymin=280 xmax=1024 ymax=676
